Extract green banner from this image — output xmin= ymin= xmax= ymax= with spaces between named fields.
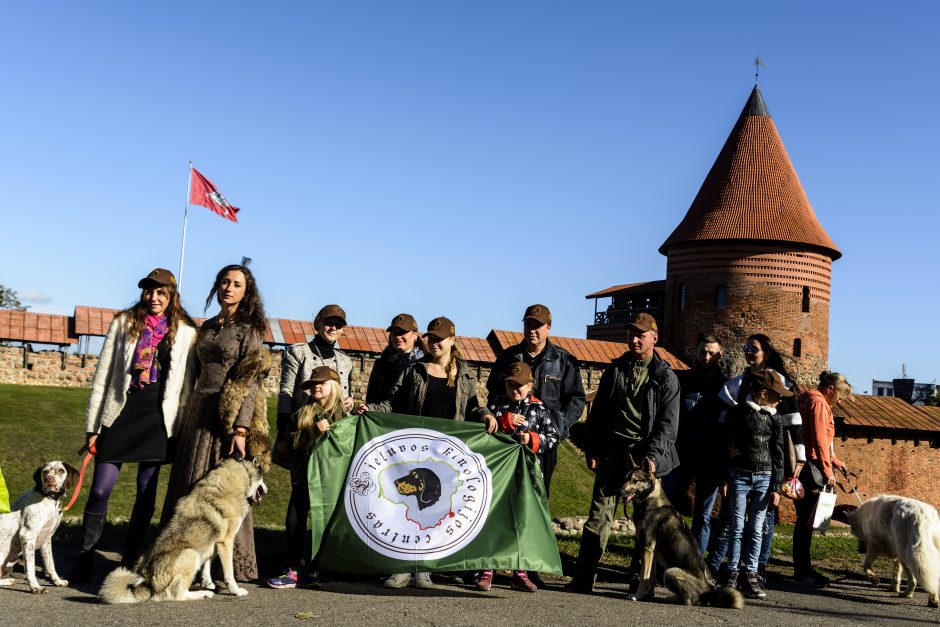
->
xmin=0 ymin=466 xmax=9 ymax=514
xmin=308 ymin=412 xmax=562 ymax=575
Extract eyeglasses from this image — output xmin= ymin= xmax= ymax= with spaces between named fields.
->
xmin=742 ymin=345 xmax=761 ymax=355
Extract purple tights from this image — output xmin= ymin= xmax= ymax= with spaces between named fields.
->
xmin=85 ymin=461 xmax=161 ymax=516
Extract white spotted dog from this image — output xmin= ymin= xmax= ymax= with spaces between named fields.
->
xmin=0 ymin=461 xmax=80 ymax=593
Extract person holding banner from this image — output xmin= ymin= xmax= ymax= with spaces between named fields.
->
xmin=792 ymin=371 xmax=852 ymax=587
xmin=161 ymin=262 xmax=270 ymax=582
xmin=477 ymin=361 xmax=558 ymax=592
xmin=267 ymin=366 xmax=347 ymax=590
xmin=356 ymin=315 xmax=497 ymax=589
xmin=72 ymin=268 xmax=197 ymax=582
xmin=365 ymin=313 xmax=424 ymax=404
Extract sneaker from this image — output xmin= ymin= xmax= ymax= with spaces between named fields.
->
xmin=414 ymin=572 xmax=435 ymax=589
xmin=383 ymin=572 xmax=412 ymax=589
xmin=723 ymin=570 xmax=739 ymax=590
xmin=742 ymin=573 xmax=767 ymax=599
xmin=565 ymin=577 xmax=594 ymax=594
xmin=512 ymin=571 xmax=537 ymax=593
xmin=527 ymin=571 xmax=546 ymax=589
xmin=301 ymin=570 xmax=321 ymax=590
xmin=477 ymin=570 xmax=494 ymax=592
xmin=267 ymin=568 xmax=299 ymax=589
xmin=794 ymin=570 xmax=830 ymax=588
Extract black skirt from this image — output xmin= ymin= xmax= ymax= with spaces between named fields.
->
xmin=95 ymin=337 xmax=170 ymax=464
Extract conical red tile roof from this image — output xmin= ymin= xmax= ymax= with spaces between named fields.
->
xmin=659 ymin=86 xmax=841 ymax=260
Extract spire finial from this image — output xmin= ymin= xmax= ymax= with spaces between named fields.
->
xmin=754 ymin=54 xmax=766 ymax=84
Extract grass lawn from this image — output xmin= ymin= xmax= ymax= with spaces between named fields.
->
xmin=0 ymin=383 xmax=874 ymax=577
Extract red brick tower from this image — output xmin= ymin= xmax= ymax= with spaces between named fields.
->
xmin=659 ymin=86 xmax=841 ymax=383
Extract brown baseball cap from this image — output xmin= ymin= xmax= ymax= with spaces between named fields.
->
xmin=626 ymin=312 xmax=658 ymax=334
xmin=424 ymin=316 xmax=456 ymax=340
xmin=316 ymin=304 xmax=347 ymax=325
xmin=522 ymin=304 xmax=551 ymax=326
xmin=138 ymin=268 xmax=177 ymax=288
xmin=503 ymin=362 xmax=533 ymax=386
xmin=301 ymin=365 xmax=341 ymax=390
xmin=749 ymin=369 xmax=794 ymax=398
xmin=387 ymin=313 xmax=418 ymax=333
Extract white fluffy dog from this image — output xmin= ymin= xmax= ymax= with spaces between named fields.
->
xmin=833 ymin=495 xmax=940 ymax=607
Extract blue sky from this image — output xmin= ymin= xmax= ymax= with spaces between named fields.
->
xmin=1 ymin=2 xmax=937 ymax=393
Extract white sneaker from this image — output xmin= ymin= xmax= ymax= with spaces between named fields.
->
xmin=414 ymin=572 xmax=435 ymax=589
xmin=383 ymin=572 xmax=412 ymax=589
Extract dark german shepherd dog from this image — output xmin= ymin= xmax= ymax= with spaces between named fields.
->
xmin=620 ymin=460 xmax=743 ymax=608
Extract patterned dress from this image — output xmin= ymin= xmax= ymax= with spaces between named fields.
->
xmin=160 ymin=318 xmax=262 ymax=581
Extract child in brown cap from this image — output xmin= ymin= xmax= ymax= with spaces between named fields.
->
xmin=476 ymin=361 xmax=558 ymax=593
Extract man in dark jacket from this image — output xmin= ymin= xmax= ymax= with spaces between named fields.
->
xmin=485 ymin=304 xmax=585 ymax=494
xmin=567 ymin=312 xmax=680 ymax=594
xmin=663 ymin=334 xmax=727 ymax=554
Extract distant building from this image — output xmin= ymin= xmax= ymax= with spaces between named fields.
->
xmin=872 ymin=379 xmax=938 ymax=404
xmin=587 ymin=85 xmax=840 ymax=384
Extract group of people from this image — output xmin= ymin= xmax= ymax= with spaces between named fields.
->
xmin=74 ymin=262 xmax=851 ymax=601
xmin=564 ymin=321 xmax=852 ymax=601
xmin=74 ymin=265 xmax=588 ymax=593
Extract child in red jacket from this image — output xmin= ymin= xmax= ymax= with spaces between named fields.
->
xmin=477 ymin=362 xmax=558 ymax=593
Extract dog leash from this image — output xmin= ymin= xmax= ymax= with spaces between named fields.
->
xmin=836 ymin=469 xmax=865 ymax=505
xmin=64 ymin=444 xmax=96 ymax=512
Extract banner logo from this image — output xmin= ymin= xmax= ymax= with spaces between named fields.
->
xmin=345 ymin=428 xmax=492 ymax=561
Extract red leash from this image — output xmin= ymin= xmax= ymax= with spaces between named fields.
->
xmin=64 ymin=444 xmax=96 ymax=512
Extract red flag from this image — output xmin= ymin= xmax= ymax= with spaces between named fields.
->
xmin=189 ymin=167 xmax=240 ymax=223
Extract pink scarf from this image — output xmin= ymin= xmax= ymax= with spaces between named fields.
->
xmin=132 ymin=315 xmax=169 ymax=388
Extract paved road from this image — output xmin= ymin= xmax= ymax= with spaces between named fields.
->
xmin=3 ymin=560 xmax=938 ymax=626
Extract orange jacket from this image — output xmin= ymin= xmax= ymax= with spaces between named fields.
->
xmin=799 ymin=389 xmax=844 ymax=479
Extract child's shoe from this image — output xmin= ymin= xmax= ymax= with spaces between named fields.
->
xmin=512 ymin=570 xmax=537 ymax=592
xmin=267 ymin=568 xmax=299 ymax=589
xmin=476 ymin=570 xmax=494 ymax=591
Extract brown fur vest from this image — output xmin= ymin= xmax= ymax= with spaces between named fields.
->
xmin=219 ymin=346 xmax=273 ymax=472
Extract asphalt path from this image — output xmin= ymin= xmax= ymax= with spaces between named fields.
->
xmin=3 ymin=556 xmax=938 ymax=626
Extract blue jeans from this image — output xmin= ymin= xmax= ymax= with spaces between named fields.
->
xmin=691 ymin=476 xmax=720 ymax=555
xmin=726 ymin=469 xmax=771 ymax=575
xmin=759 ymin=505 xmax=775 ymax=567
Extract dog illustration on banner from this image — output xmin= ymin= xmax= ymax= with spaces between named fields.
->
xmin=345 ymin=428 xmax=492 ymax=561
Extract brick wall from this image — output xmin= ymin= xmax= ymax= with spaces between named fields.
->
xmin=663 ymin=243 xmax=833 ymax=387
xmin=774 ymin=428 xmax=940 ymax=522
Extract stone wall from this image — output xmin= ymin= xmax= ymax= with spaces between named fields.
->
xmin=0 ymin=345 xmax=607 ymax=412
xmin=0 ymin=346 xmax=99 ymax=387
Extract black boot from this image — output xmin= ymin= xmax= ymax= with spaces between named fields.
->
xmin=71 ymin=511 xmax=107 ymax=583
xmin=120 ymin=505 xmax=154 ymax=569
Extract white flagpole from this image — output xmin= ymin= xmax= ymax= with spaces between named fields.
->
xmin=178 ymin=161 xmax=193 ymax=293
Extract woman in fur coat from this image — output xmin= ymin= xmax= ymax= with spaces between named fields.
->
xmin=73 ymin=268 xmax=197 ymax=582
xmin=160 ymin=262 xmax=272 ymax=582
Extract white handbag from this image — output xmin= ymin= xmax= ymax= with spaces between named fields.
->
xmin=810 ymin=486 xmax=837 ymax=533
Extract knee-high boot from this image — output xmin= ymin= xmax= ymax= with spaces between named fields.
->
xmin=120 ymin=505 xmax=154 ymax=569
xmin=70 ymin=511 xmax=107 ymax=583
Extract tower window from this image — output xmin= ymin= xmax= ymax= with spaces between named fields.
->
xmin=801 ymin=286 xmax=810 ymax=313
xmin=793 ymin=338 xmax=802 ymax=357
xmin=715 ymin=285 xmax=728 ymax=309
xmin=677 ymin=283 xmax=686 ymax=312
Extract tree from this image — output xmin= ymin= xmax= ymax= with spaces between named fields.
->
xmin=926 ymin=393 xmax=940 ymax=407
xmin=0 ymin=285 xmax=29 ymax=311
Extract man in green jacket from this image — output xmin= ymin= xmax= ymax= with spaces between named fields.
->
xmin=567 ymin=312 xmax=680 ymax=594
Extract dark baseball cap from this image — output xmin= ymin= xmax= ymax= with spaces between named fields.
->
xmin=424 ymin=316 xmax=456 ymax=340
xmin=626 ymin=312 xmax=658 ymax=334
xmin=316 ymin=304 xmax=347 ymax=324
xmin=301 ymin=366 xmax=341 ymax=390
xmin=387 ymin=313 xmax=418 ymax=333
xmin=749 ymin=369 xmax=794 ymax=398
xmin=522 ymin=304 xmax=552 ymax=326
xmin=504 ymin=362 xmax=533 ymax=386
xmin=138 ymin=268 xmax=177 ymax=288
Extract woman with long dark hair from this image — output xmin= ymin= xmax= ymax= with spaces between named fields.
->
xmin=73 ymin=268 xmax=197 ymax=582
xmin=161 ymin=262 xmax=271 ymax=582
